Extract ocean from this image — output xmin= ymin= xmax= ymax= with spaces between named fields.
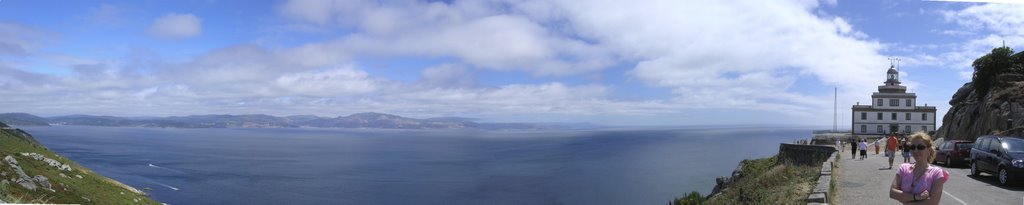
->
xmin=22 ymin=126 xmax=812 ymax=205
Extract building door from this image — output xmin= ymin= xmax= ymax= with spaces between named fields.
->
xmin=889 ymin=124 xmax=899 ymax=134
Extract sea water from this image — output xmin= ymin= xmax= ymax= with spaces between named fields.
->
xmin=23 ymin=126 xmax=811 ymax=205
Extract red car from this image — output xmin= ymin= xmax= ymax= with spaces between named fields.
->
xmin=935 ymin=140 xmax=973 ymax=167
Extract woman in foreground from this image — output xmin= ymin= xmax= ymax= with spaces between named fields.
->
xmin=889 ymin=132 xmax=949 ymax=205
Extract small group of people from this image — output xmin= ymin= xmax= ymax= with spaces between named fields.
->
xmin=839 ymin=138 xmax=871 ymax=160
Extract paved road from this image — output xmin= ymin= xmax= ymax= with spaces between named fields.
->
xmin=835 ymin=142 xmax=1024 ymax=205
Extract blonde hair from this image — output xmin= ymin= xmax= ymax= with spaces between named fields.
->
xmin=908 ymin=131 xmax=936 ymax=163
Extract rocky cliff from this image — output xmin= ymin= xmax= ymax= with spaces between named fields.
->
xmin=935 ymin=73 xmax=1024 ymax=140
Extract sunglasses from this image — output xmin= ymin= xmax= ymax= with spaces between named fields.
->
xmin=905 ymin=144 xmax=929 ymax=150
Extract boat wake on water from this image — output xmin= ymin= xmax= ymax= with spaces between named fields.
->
xmin=145 ymin=164 xmax=183 ymax=190
xmin=148 ymin=163 xmax=186 ymax=174
xmin=152 ymin=181 xmax=180 ymax=191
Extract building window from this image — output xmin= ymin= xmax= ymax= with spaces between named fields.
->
xmin=861 ymin=125 xmax=867 ymax=133
xmin=877 ymin=125 xmax=883 ymax=133
xmin=905 ymin=125 xmax=911 ymax=133
xmin=877 ymin=99 xmax=883 ymax=106
xmin=877 ymin=113 xmax=882 ymax=120
xmin=922 ymin=126 xmax=927 ymax=132
xmin=905 ymin=113 xmax=910 ymax=120
xmin=922 ymin=113 xmax=927 ymax=121
xmin=891 ymin=113 xmax=897 ymax=120
xmin=861 ymin=112 xmax=866 ymax=120
xmin=890 ymin=99 xmax=898 ymax=106
xmin=906 ymin=99 xmax=912 ymax=107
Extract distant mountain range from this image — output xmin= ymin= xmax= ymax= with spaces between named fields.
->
xmin=0 ymin=112 xmax=598 ymax=130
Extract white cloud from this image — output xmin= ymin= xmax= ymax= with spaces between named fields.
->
xmin=277 ymin=0 xmax=614 ymax=76
xmin=274 ymin=66 xmax=380 ymax=97
xmin=148 ymin=13 xmax=202 ymax=39
xmin=270 ymin=0 xmax=886 ymax=119
xmin=545 ymin=0 xmax=885 ymax=114
xmin=935 ymin=4 xmax=1024 ymax=79
xmin=943 ymin=4 xmax=1024 ymax=36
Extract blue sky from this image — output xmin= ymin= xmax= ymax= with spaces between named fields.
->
xmin=0 ymin=0 xmax=1021 ymax=127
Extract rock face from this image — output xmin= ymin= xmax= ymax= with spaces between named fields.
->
xmin=4 ymin=155 xmax=38 ymax=191
xmin=708 ymin=163 xmax=743 ymax=199
xmin=935 ymin=73 xmax=1024 ymax=140
xmin=34 ymin=175 xmax=51 ymax=190
xmin=20 ymin=152 xmax=72 ymax=172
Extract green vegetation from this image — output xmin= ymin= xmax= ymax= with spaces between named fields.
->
xmin=669 ymin=155 xmax=821 ymax=205
xmin=668 ymin=191 xmax=705 ymax=205
xmin=971 ymin=46 xmax=1024 ymax=99
xmin=0 ymin=125 xmax=159 ymax=204
xmin=829 ymin=152 xmax=839 ymax=204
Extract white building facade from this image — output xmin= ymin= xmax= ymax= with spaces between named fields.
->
xmin=851 ymin=66 xmax=936 ymax=136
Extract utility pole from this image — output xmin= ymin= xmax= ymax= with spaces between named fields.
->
xmin=834 ymin=87 xmax=837 ymax=132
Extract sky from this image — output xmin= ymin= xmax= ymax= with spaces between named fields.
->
xmin=0 ymin=0 xmax=1021 ymax=127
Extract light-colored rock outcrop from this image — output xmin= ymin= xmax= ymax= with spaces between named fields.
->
xmin=4 ymin=155 xmax=38 ymax=191
xmin=20 ymin=152 xmax=72 ymax=172
xmin=34 ymin=175 xmax=51 ymax=190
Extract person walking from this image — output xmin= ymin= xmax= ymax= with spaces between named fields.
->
xmin=902 ymin=140 xmax=912 ymax=163
xmin=874 ymin=139 xmax=880 ymax=155
xmin=836 ymin=139 xmax=842 ymax=151
xmin=889 ymin=132 xmax=949 ymax=204
xmin=859 ymin=139 xmax=868 ymax=160
xmin=851 ymin=138 xmax=858 ymax=159
xmin=886 ymin=134 xmax=899 ymax=169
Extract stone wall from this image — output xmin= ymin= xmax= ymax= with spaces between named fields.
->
xmin=775 ymin=143 xmax=839 ymax=204
xmin=777 ymin=143 xmax=836 ymax=166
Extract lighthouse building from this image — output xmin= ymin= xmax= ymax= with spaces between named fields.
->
xmin=851 ymin=65 xmax=936 ymax=136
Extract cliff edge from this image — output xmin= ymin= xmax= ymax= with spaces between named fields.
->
xmin=935 ymin=46 xmax=1024 ymax=140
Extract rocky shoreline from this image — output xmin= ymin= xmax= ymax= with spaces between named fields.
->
xmin=706 ymin=163 xmax=744 ymax=199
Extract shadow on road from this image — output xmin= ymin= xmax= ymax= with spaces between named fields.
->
xmin=933 ymin=162 xmax=1024 ymax=191
xmin=958 ymin=172 xmax=1024 ymax=191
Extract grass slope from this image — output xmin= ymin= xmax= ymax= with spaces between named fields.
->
xmin=0 ymin=126 xmax=159 ymax=204
xmin=703 ymin=156 xmax=819 ymax=204
xmin=670 ymin=155 xmax=821 ymax=205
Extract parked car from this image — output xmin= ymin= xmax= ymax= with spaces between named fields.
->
xmin=935 ymin=140 xmax=973 ymax=167
xmin=970 ymin=135 xmax=1024 ymax=186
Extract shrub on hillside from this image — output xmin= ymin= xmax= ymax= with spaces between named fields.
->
xmin=669 ymin=191 xmax=706 ymax=205
xmin=972 ymin=46 xmax=1024 ymax=99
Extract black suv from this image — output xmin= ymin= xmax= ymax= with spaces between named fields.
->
xmin=970 ymin=135 xmax=1024 ymax=186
